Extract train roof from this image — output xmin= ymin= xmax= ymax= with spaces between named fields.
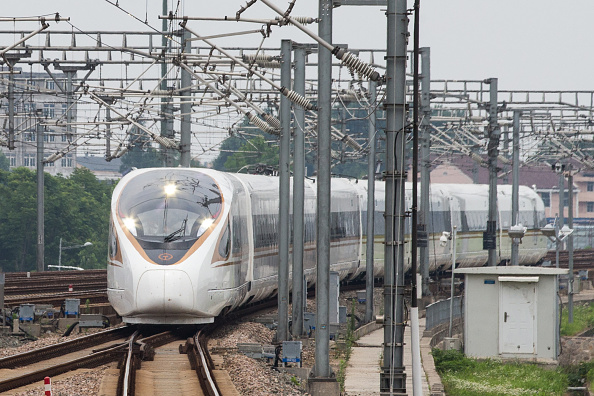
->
xmin=454 ymin=266 xmax=568 ymax=275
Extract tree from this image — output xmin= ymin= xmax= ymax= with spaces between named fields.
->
xmin=119 ymin=145 xmax=163 ymax=173
xmin=224 ymin=135 xmax=279 ymax=172
xmin=0 ymin=168 xmax=37 ymax=272
xmin=0 ymin=152 xmax=9 ymax=171
xmin=212 ymin=135 xmax=244 ymax=171
xmin=119 ymin=126 xmax=164 ymax=172
xmin=0 ymin=167 xmax=113 ymax=272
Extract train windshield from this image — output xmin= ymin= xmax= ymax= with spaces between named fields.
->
xmin=117 ymin=170 xmax=222 ymax=246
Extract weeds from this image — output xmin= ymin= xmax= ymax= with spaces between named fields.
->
xmin=561 ymin=302 xmax=594 ymax=336
xmin=336 ymin=299 xmax=358 ymax=392
xmin=432 ymin=348 xmax=569 ymax=395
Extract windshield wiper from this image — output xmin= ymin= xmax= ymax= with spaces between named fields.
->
xmin=164 ymin=218 xmax=187 ymax=242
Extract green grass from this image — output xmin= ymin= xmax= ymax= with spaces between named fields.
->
xmin=335 ymin=299 xmax=358 ymax=392
xmin=432 ymin=349 xmax=569 ymax=395
xmin=429 ymin=302 xmax=594 ymax=394
xmin=560 ymin=302 xmax=594 ymax=336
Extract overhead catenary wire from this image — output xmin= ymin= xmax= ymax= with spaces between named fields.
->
xmin=259 ymin=0 xmax=380 ymax=82
xmin=175 ymin=60 xmax=277 ymax=134
xmin=180 ymin=23 xmax=315 ymax=111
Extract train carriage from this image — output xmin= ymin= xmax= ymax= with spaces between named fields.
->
xmin=108 ymin=168 xmax=548 ymax=324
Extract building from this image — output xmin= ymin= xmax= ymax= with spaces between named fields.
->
xmin=1 ymin=67 xmax=77 ymax=176
xmin=76 ymin=154 xmax=122 ymax=181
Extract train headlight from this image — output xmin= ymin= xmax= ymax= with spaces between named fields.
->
xmin=122 ymin=217 xmax=138 ymax=236
xmin=164 ymin=184 xmax=176 ymax=196
xmin=196 ymin=217 xmax=215 ymax=237
xmin=123 ymin=217 xmax=135 ymax=230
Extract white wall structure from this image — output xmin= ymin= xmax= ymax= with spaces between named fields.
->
xmin=456 ymin=266 xmax=568 ymax=361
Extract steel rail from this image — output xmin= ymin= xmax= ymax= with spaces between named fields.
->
xmin=5 ymin=291 xmax=108 ymax=306
xmin=0 ymin=340 xmax=128 ymax=392
xmin=118 ymin=331 xmax=140 ymax=396
xmin=183 ymin=330 xmax=220 ymax=396
xmin=116 ymin=330 xmax=181 ymax=396
xmin=0 ymin=326 xmax=133 ymax=369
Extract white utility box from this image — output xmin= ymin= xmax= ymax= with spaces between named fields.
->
xmin=455 ymin=266 xmax=568 ymax=361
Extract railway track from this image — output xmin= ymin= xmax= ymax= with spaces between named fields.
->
xmin=0 ymin=326 xmax=134 ymax=393
xmin=0 ymin=324 xmax=237 ymax=395
xmin=4 ymin=269 xmax=106 ymax=295
xmin=5 ymin=290 xmax=109 ymax=306
xmin=3 ymin=269 xmax=108 ymax=306
xmin=114 ymin=327 xmax=230 ymax=396
xmin=543 ymin=250 xmax=594 ymax=271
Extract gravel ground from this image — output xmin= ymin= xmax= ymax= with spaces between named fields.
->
xmin=6 ymin=367 xmax=111 ymax=396
xmin=0 ymin=286 xmax=383 ymax=395
xmin=0 ymin=327 xmax=107 ymax=358
xmin=209 ymin=321 xmax=310 ymax=395
xmin=225 ymin=353 xmax=308 ymax=395
xmin=0 ymin=328 xmax=111 ymax=396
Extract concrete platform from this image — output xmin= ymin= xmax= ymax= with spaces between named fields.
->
xmin=345 ymin=317 xmax=436 ymax=395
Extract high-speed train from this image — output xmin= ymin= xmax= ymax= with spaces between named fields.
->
xmin=107 ymin=168 xmax=548 ymax=324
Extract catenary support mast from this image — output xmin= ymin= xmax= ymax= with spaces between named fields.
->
xmin=486 ymin=78 xmax=499 ymax=266
xmin=382 ymin=0 xmax=408 ymax=393
xmin=419 ymin=47 xmax=431 ymax=296
xmin=36 ymin=115 xmax=44 ymax=272
xmin=292 ymin=43 xmax=307 ymax=338
xmin=277 ymin=39 xmax=292 ymax=343
xmin=511 ymin=110 xmax=521 ymax=266
xmin=179 ymin=28 xmax=191 ymax=167
xmin=314 ymin=0 xmax=332 ymax=380
xmin=365 ymin=77 xmax=377 ymax=324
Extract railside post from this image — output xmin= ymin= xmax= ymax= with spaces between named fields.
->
xmin=486 ymin=78 xmax=499 ymax=266
xmin=292 ymin=44 xmax=306 ymax=338
xmin=557 ymin=170 xmax=564 ymax=274
xmin=419 ymin=47 xmax=431 ymax=296
xmin=8 ymin=62 xmax=15 ymax=149
xmin=160 ymin=0 xmax=172 ymax=166
xmin=568 ymin=168 xmax=574 ymax=323
xmin=277 ymin=39 xmax=292 ymax=343
xmin=559 ymin=172 xmax=565 ymax=229
xmin=105 ymin=107 xmax=111 ymax=158
xmin=511 ymin=110 xmax=521 ymax=265
xmin=179 ymin=28 xmax=192 ymax=167
xmin=36 ymin=115 xmax=45 ymax=272
xmin=365 ymin=78 xmax=377 ymax=324
xmin=382 ymin=0 xmax=408 ymax=393
xmin=314 ymin=0 xmax=332 ymax=381
xmin=65 ymin=71 xmax=74 ymax=141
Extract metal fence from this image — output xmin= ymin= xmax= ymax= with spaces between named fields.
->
xmin=425 ymin=296 xmax=464 ymax=332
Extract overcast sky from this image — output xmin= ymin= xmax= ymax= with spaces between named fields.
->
xmin=3 ymin=0 xmax=593 ymax=91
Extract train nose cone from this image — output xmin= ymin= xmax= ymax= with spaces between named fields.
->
xmin=135 ymin=269 xmax=194 ymax=314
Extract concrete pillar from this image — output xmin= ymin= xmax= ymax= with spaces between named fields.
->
xmin=179 ymin=29 xmax=192 ymax=167
xmin=36 ymin=116 xmax=45 ymax=272
xmin=292 ymin=44 xmax=307 ymax=338
xmin=277 ymin=39 xmax=292 ymax=343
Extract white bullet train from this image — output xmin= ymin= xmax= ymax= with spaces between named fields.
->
xmin=107 ymin=168 xmax=548 ymax=324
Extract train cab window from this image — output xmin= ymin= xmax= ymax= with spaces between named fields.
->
xmin=219 ymin=225 xmax=231 ymax=258
xmin=117 ymin=170 xmax=223 ymax=249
